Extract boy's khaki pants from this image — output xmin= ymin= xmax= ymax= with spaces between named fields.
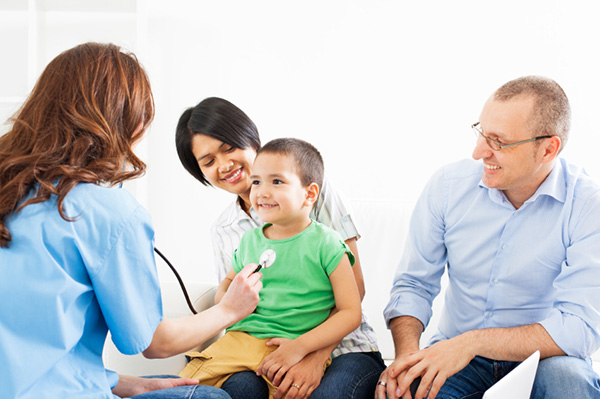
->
xmin=180 ymin=330 xmax=330 ymax=399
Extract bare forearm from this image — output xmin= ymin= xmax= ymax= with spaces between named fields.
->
xmin=308 ymin=341 xmax=339 ymax=364
xmin=298 ymin=308 xmax=344 ymax=363
xmin=462 ymin=323 xmax=565 ymax=361
xmin=303 ymin=310 xmax=344 ymax=360
xmin=295 ymin=308 xmax=361 ymax=356
xmin=143 ymin=263 xmax=262 ymax=359
xmin=143 ymin=302 xmax=239 ymax=358
xmin=390 ymin=315 xmax=424 ymax=358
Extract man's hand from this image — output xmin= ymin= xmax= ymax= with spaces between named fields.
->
xmin=376 ymin=316 xmax=424 ymax=398
xmin=375 ymin=353 xmax=418 ymax=399
xmin=389 ymin=336 xmax=476 ymax=399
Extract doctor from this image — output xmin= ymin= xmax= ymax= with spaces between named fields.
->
xmin=0 ymin=42 xmax=262 ymax=399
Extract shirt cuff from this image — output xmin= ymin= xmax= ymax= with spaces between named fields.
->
xmin=539 ymin=308 xmax=600 ymax=358
xmin=383 ymin=290 xmax=432 ymax=330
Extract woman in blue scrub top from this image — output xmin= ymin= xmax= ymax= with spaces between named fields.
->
xmin=0 ymin=42 xmax=262 ymax=399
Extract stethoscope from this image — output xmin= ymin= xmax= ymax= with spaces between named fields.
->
xmin=154 ymin=247 xmax=276 ymax=315
xmin=117 ymin=182 xmax=273 ymax=314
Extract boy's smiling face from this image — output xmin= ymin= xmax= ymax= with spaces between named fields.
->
xmin=250 ymin=152 xmax=315 ymax=229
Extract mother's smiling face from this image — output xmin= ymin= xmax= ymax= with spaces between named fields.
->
xmin=191 ymin=133 xmax=257 ymax=199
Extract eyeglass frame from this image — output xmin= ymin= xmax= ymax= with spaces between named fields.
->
xmin=471 ymin=122 xmax=553 ymax=151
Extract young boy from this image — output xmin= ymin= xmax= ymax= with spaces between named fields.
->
xmin=179 ymin=138 xmax=362 ymax=398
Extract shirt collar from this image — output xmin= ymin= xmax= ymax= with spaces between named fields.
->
xmin=479 ymin=159 xmax=566 ymax=208
xmin=525 ymin=160 xmax=566 ymax=204
xmin=232 ymin=196 xmax=261 ymax=225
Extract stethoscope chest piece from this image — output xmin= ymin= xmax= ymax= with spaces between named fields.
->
xmin=254 ymin=249 xmax=276 ymax=273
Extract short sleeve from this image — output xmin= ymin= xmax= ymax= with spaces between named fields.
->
xmin=317 ymin=224 xmax=356 ymax=276
xmin=106 ymin=369 xmax=119 ymax=390
xmin=86 ymin=204 xmax=163 ymax=355
xmin=312 ymin=178 xmax=360 ymax=241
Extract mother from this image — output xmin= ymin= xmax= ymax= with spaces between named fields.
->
xmin=175 ymin=97 xmax=385 ymax=399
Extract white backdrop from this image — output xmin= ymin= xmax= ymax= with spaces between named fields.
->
xmin=1 ymin=0 xmax=599 ymax=285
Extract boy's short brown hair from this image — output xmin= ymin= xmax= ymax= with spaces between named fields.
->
xmin=257 ymin=138 xmax=324 ymax=192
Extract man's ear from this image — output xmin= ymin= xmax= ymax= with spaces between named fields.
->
xmin=304 ymin=182 xmax=320 ymax=206
xmin=541 ymin=136 xmax=562 ymax=164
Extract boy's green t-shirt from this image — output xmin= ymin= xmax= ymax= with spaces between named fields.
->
xmin=228 ymin=220 xmax=355 ymax=339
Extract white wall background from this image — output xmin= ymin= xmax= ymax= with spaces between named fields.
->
xmin=1 ymin=0 xmax=599 ymax=287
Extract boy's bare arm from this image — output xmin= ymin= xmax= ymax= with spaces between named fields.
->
xmin=214 ymin=269 xmax=236 ymax=304
xmin=293 ymin=253 xmax=361 ymax=352
xmin=257 ymin=253 xmax=362 ymax=382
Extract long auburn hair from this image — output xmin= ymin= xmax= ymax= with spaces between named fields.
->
xmin=0 ymin=42 xmax=155 ymax=248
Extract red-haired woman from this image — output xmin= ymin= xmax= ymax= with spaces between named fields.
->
xmin=0 ymin=42 xmax=261 ymax=399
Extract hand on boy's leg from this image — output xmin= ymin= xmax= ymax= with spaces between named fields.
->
xmin=257 ymin=338 xmax=307 ymax=385
xmin=274 ymin=380 xmax=310 ymax=399
xmin=272 ymin=350 xmax=328 ymax=399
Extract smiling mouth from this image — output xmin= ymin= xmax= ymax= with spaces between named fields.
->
xmin=223 ymin=168 xmax=242 ymax=183
xmin=484 ymin=164 xmax=501 ymax=170
xmin=259 ymin=203 xmax=277 ymax=209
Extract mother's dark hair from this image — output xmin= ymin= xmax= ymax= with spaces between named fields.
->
xmin=0 ymin=42 xmax=154 ymax=248
xmin=175 ymin=97 xmax=261 ymax=186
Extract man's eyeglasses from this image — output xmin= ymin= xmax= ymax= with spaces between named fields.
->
xmin=471 ymin=122 xmax=553 ymax=151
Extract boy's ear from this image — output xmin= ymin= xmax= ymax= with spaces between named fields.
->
xmin=304 ymin=182 xmax=320 ymax=206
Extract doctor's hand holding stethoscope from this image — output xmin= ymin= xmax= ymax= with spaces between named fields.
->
xmin=143 ymin=262 xmax=263 ymax=359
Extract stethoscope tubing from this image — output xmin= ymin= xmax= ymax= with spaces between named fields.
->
xmin=154 ymin=247 xmax=198 ymax=314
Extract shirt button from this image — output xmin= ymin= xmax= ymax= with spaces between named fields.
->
xmin=488 ymin=312 xmax=494 ymax=318
xmin=502 ymin=244 xmax=507 ymax=250
xmin=493 ymin=279 xmax=499 ymax=285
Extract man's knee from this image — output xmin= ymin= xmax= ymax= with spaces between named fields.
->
xmin=532 ymin=356 xmax=600 ymax=398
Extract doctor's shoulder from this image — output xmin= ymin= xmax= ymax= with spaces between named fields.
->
xmin=62 ymin=183 xmax=151 ymax=225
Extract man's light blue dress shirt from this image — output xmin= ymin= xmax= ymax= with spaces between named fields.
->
xmin=384 ymin=158 xmax=600 ymax=358
xmin=0 ymin=183 xmax=163 ymax=398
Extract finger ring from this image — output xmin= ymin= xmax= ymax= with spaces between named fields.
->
xmin=377 ymin=380 xmax=387 ymax=387
xmin=292 ymin=383 xmax=301 ymax=389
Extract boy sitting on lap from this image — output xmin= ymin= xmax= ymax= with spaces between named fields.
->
xmin=180 ymin=138 xmax=362 ymax=398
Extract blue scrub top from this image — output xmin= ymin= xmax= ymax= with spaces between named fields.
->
xmin=0 ymin=183 xmax=163 ymax=398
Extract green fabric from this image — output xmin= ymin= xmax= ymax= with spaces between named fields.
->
xmin=229 ymin=220 xmax=355 ymax=339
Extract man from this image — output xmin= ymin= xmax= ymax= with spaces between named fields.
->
xmin=377 ymin=76 xmax=600 ymax=399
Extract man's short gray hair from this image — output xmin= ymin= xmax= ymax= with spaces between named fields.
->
xmin=495 ymin=76 xmax=571 ymax=152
